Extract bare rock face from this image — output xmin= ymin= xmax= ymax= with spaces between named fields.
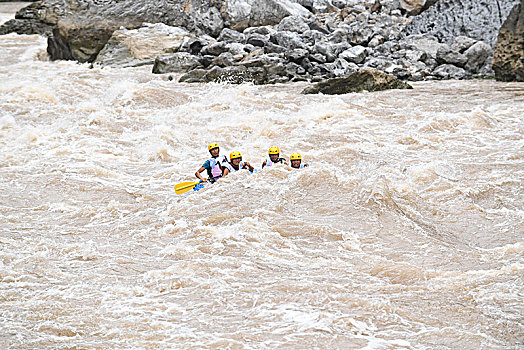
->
xmin=301 ymin=68 xmax=412 ymax=94
xmin=493 ymin=1 xmax=524 ymax=82
xmin=0 ymin=0 xmax=311 ymax=63
xmin=403 ymin=0 xmax=521 ymax=48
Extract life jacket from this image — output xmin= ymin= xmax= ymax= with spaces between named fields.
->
xmin=227 ymin=161 xmax=246 ymax=172
xmin=207 ymin=155 xmax=228 ymax=183
xmin=292 ymin=163 xmax=307 ymax=169
xmin=265 ymin=157 xmax=285 ymax=167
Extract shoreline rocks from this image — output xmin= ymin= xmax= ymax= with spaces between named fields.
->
xmin=302 ymin=68 xmax=412 ymax=94
xmin=1 ymin=0 xmax=522 ymax=83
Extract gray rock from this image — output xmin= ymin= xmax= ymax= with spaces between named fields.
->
xmin=277 ymin=15 xmax=310 ymax=33
xmin=406 ymin=61 xmax=430 ymax=81
xmin=221 ymin=0 xmax=311 ymax=32
xmin=309 ymin=53 xmax=327 ymax=63
xmin=306 ymin=19 xmax=331 ymax=34
xmin=201 ymin=42 xmax=228 ymax=56
xmin=424 ymin=57 xmax=438 ymax=70
xmin=403 ymin=34 xmax=450 ymax=60
xmin=266 ymin=61 xmax=291 ymax=81
xmin=384 ymin=63 xmax=408 ymax=78
xmin=226 ymin=42 xmax=249 ymax=56
xmin=314 ymin=42 xmax=336 ymax=62
xmin=433 ymin=64 xmax=467 ymax=79
xmin=332 ymin=0 xmax=348 ymax=9
xmin=270 ymin=31 xmax=309 ymax=50
xmin=368 ymin=35 xmax=385 ymax=47
xmin=246 ymin=33 xmax=270 ymax=47
xmin=178 ymin=69 xmax=208 ymax=83
xmin=332 ymin=42 xmax=352 ymax=56
xmin=0 ymin=18 xmax=53 ymax=36
xmin=325 ymin=58 xmax=359 ymax=77
xmin=374 ymin=41 xmax=400 ymax=56
xmin=264 ymin=41 xmax=288 ymax=54
xmin=301 ymin=29 xmax=328 ymax=45
xmin=240 ymin=51 xmax=286 ymax=69
xmin=464 ymin=41 xmax=491 ymax=73
xmin=152 ymin=52 xmax=203 ymax=74
xmin=339 ymin=45 xmax=367 ymax=64
xmin=243 ymin=25 xmax=275 ymax=37
xmin=436 ymin=47 xmax=467 ymax=67
xmin=302 ymin=68 xmax=413 ymax=94
xmin=199 ymin=6 xmax=224 ymax=37
xmin=347 ymin=24 xmax=374 ymax=45
xmin=403 ymin=0 xmax=521 ymax=48
xmin=329 ymin=28 xmax=350 ymax=44
xmin=405 ymin=49 xmax=426 ymax=62
xmin=217 ymin=28 xmax=245 ymax=43
xmin=291 ymin=0 xmax=337 ymax=13
xmin=0 ymin=1 xmax=62 ymax=36
xmin=380 ymin=0 xmax=401 ymax=14
xmin=199 ymin=55 xmax=216 ymax=68
xmin=210 ymin=52 xmax=236 ymax=67
xmin=452 ymin=36 xmax=478 ymax=53
xmin=363 ymin=57 xmax=391 ymax=70
xmin=285 ymin=62 xmax=306 ymax=76
xmin=391 ymin=49 xmax=406 ymax=59
xmin=285 ymin=48 xmax=310 ymax=63
xmin=493 ymin=1 xmax=524 ymax=81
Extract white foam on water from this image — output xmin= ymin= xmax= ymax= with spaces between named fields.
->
xmin=0 ymin=31 xmax=523 ymax=349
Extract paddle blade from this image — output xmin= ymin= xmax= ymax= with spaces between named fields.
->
xmin=174 ymin=181 xmax=200 ymax=195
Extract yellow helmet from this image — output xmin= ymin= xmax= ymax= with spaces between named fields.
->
xmin=290 ymin=153 xmax=302 ymax=160
xmin=268 ymin=146 xmax=280 ymax=155
xmin=208 ymin=142 xmax=219 ymax=151
xmin=230 ymin=151 xmax=242 ymax=160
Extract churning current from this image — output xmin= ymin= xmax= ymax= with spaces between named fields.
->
xmin=1 ymin=7 xmax=523 ymax=350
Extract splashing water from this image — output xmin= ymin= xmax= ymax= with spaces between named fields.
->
xmin=1 ymin=7 xmax=523 ymax=350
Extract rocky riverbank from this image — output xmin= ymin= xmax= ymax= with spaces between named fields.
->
xmin=1 ymin=0 xmax=522 ymax=84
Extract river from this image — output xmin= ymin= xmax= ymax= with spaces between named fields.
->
xmin=1 ymin=3 xmax=523 ymax=349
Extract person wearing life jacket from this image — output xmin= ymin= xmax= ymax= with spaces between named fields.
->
xmin=226 ymin=151 xmax=254 ymax=173
xmin=195 ymin=143 xmax=230 ymax=183
xmin=261 ymin=146 xmax=287 ymax=168
xmin=290 ymin=153 xmax=308 ymax=169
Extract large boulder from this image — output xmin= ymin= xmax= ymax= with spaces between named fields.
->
xmin=153 ymin=53 xmax=203 ymax=74
xmin=0 ymin=1 xmax=53 ymax=36
xmin=403 ymin=0 xmax=521 ymax=48
xmin=301 ymin=68 xmax=412 ymax=94
xmin=94 ymin=23 xmax=197 ymax=67
xmin=220 ymin=0 xmax=311 ymax=32
xmin=493 ymin=1 xmax=524 ymax=82
xmin=463 ymin=41 xmax=492 ymax=73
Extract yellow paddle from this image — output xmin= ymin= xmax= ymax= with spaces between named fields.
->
xmin=174 ymin=181 xmax=201 ymax=195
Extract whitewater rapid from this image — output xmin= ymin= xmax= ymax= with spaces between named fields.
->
xmin=1 ymin=6 xmax=523 ymax=349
